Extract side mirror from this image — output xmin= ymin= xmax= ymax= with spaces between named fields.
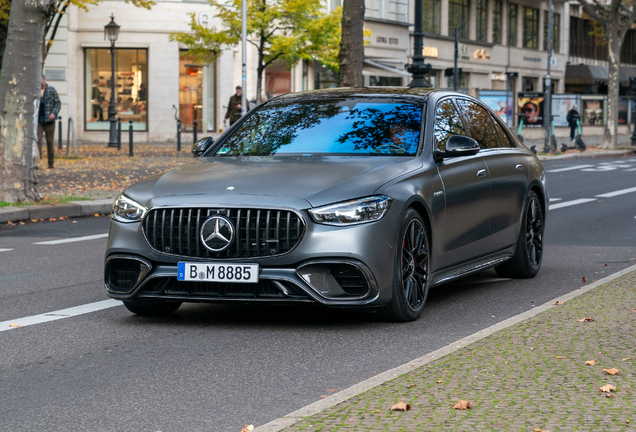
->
xmin=435 ymin=135 xmax=480 ymax=160
xmin=191 ymin=137 xmax=215 ymax=157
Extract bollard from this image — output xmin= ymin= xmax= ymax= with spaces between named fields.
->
xmin=177 ymin=118 xmax=182 ymax=152
xmin=57 ymin=116 xmax=63 ymax=150
xmin=193 ymin=120 xmax=198 ymax=144
xmin=129 ymin=119 xmax=134 ymax=157
xmin=117 ymin=117 xmax=122 ymax=150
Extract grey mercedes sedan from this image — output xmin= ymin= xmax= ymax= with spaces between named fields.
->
xmin=105 ymin=87 xmax=547 ymax=322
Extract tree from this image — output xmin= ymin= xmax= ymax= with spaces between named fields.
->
xmin=576 ymin=0 xmax=636 ymax=149
xmin=170 ymin=0 xmax=341 ymax=104
xmin=0 ymin=0 xmax=153 ymax=203
xmin=338 ymin=0 xmax=364 ymax=87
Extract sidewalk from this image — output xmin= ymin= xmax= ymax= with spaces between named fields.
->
xmin=272 ymin=268 xmax=636 ymax=432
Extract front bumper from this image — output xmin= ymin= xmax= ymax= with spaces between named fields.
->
xmin=104 ymin=202 xmax=405 ymax=307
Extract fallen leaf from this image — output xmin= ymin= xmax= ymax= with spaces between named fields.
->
xmin=508 ymin=376 xmax=516 ymax=379
xmin=556 ymin=356 xmax=568 ymax=359
xmin=529 ymin=347 xmax=534 ymax=350
xmin=240 ymin=426 xmax=254 ymax=432
xmin=9 ymin=324 xmax=23 ymax=328
xmin=603 ymin=263 xmax=609 ymax=266
xmin=319 ymin=396 xmax=327 ymax=399
xmin=94 ymin=213 xmax=100 ymax=217
xmin=504 ymin=361 xmax=510 ymax=364
xmin=453 ymin=400 xmax=472 ymax=410
xmin=604 ymin=368 xmax=620 ymax=375
xmin=622 ymin=358 xmax=633 ymax=361
xmin=327 ymin=389 xmax=337 ymax=392
xmin=390 ymin=402 xmax=411 ymax=411
xmin=585 ymin=360 xmax=596 ymax=366
xmin=582 ymin=277 xmax=587 ymax=283
xmin=437 ymin=380 xmax=443 ymax=384
xmin=600 ymin=384 xmax=617 ymax=393
xmin=578 ymin=318 xmax=594 ymax=322
xmin=407 ymin=384 xmax=416 ymax=389
xmin=49 ymin=218 xmax=57 ymax=222
xmin=371 ymin=409 xmax=381 ymax=413
xmin=554 ymin=301 xmax=565 ymax=305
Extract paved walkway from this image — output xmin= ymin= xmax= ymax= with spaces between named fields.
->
xmin=278 ymin=270 xmax=636 ymax=431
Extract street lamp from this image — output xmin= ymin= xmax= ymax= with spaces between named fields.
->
xmin=405 ymin=0 xmax=431 ymax=87
xmin=105 ymin=15 xmax=120 ymax=148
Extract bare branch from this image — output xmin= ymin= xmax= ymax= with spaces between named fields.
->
xmin=577 ymin=0 xmax=604 ymax=22
xmin=618 ymin=3 xmax=636 ymax=42
xmin=262 ymin=52 xmax=283 ymax=69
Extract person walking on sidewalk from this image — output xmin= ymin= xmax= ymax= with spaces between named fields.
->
xmin=224 ymin=86 xmax=244 ymax=127
xmin=566 ymin=105 xmax=580 ymax=141
xmin=38 ymin=76 xmax=61 ymax=169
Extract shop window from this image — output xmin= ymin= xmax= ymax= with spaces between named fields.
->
xmin=85 ymin=48 xmax=147 ymax=131
xmin=493 ymin=1 xmax=502 ymax=44
xmin=179 ymin=52 xmax=204 ymax=133
xmin=523 ymin=6 xmax=539 ymax=49
xmin=581 ymin=97 xmax=605 ymax=126
xmin=446 ymin=72 xmax=469 ymax=90
xmin=522 ymin=76 xmax=536 ymax=92
xmin=423 ymin=0 xmax=441 ymax=34
xmin=265 ymin=61 xmax=291 ymax=100
xmin=508 ymin=3 xmax=518 ymax=47
xmin=369 ymin=76 xmax=403 ymax=86
xmin=314 ymin=61 xmax=338 ymax=89
xmin=449 ymin=0 xmax=470 ymax=39
xmin=476 ymin=0 xmax=487 ymax=42
xmin=543 ymin=11 xmax=560 ymax=53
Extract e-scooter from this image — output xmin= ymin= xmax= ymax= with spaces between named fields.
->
xmin=560 ymin=115 xmax=586 ymax=153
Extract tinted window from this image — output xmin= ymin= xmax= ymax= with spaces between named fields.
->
xmin=214 ymin=99 xmax=423 ymax=156
xmin=456 ymin=100 xmax=501 ymax=149
xmin=434 ymin=99 xmax=467 ymax=152
xmin=491 ymin=115 xmax=516 ymax=148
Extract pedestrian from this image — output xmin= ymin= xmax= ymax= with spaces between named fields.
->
xmin=224 ymin=86 xmax=244 ymax=127
xmin=566 ymin=105 xmax=580 ymax=141
xmin=38 ymin=75 xmax=61 ymax=169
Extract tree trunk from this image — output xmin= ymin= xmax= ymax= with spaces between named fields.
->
xmin=602 ymin=11 xmax=621 ymax=149
xmin=0 ymin=0 xmax=49 ymax=203
xmin=338 ymin=0 xmax=364 ymax=87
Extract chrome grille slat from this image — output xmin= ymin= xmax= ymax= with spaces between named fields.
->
xmin=144 ymin=207 xmax=304 ymax=259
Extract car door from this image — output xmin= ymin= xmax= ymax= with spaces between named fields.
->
xmin=433 ymin=98 xmax=492 ymax=268
xmin=456 ymin=99 xmax=528 ymax=252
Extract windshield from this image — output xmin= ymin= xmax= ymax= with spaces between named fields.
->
xmin=213 ymin=98 xmax=423 ymax=156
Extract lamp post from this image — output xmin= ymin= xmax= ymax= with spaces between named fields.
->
xmin=105 ymin=15 xmax=120 ymax=148
xmin=405 ymin=0 xmax=431 ymax=87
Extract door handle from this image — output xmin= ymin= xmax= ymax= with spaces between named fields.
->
xmin=515 ymin=164 xmax=524 ymax=171
xmin=477 ymin=169 xmax=486 ymax=177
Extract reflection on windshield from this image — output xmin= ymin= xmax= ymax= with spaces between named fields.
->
xmin=215 ymin=99 xmax=423 ymax=156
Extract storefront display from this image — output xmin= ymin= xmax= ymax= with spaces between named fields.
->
xmin=580 ymin=96 xmax=605 ymax=126
xmin=85 ymin=48 xmax=148 ymax=131
xmin=552 ymin=94 xmax=580 ymax=127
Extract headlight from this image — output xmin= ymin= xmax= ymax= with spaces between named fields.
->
xmin=309 ymin=195 xmax=393 ymax=226
xmin=111 ymin=194 xmax=147 ymax=223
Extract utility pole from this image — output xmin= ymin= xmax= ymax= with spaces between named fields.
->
xmin=454 ymin=28 xmax=459 ymax=91
xmin=405 ymin=0 xmax=431 ymax=87
xmin=544 ymin=0 xmax=554 ymax=153
xmin=241 ymin=0 xmax=247 ymax=115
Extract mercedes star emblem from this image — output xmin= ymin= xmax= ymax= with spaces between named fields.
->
xmin=200 ymin=215 xmax=235 ymax=252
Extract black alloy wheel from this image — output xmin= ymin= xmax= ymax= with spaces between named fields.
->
xmin=379 ymin=209 xmax=430 ymax=322
xmin=495 ymin=190 xmax=543 ymax=278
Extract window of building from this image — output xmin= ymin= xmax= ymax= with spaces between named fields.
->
xmin=523 ymin=6 xmax=539 ymax=49
xmin=179 ymin=52 xmax=204 ymax=133
xmin=543 ymin=11 xmax=560 ymax=53
xmin=492 ymin=1 xmax=503 ymax=44
xmin=476 ymin=0 xmax=487 ymax=42
xmin=369 ymin=76 xmax=403 ymax=86
xmin=423 ymin=0 xmax=441 ymax=34
xmin=508 ymin=3 xmax=518 ymax=47
xmin=328 ymin=0 xmax=342 ymax=12
xmin=446 ymin=72 xmax=469 ymax=90
xmin=314 ymin=61 xmax=338 ymax=89
xmin=365 ymin=0 xmax=408 ymax=23
xmin=85 ymin=48 xmax=147 ymax=131
xmin=449 ymin=0 xmax=470 ymax=39
xmin=522 ymin=76 xmax=537 ymax=92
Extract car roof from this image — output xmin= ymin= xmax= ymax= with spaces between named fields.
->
xmin=275 ymin=86 xmax=446 ymax=103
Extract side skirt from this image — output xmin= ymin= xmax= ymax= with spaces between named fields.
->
xmin=430 ymin=246 xmax=515 ymax=287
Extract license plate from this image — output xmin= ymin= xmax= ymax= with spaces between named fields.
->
xmin=177 ymin=262 xmax=259 ymax=283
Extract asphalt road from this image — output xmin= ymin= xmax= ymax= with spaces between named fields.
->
xmin=1 ymin=153 xmax=635 ymax=432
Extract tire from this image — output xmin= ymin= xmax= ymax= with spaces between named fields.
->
xmin=495 ymin=191 xmax=544 ymax=278
xmin=576 ymin=136 xmax=586 ymax=151
xmin=378 ymin=209 xmax=430 ymax=322
xmin=123 ymin=299 xmax=182 ymax=316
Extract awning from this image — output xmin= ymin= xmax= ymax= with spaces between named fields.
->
xmin=362 ymin=60 xmax=411 ymax=78
xmin=566 ymin=64 xmax=636 ymax=86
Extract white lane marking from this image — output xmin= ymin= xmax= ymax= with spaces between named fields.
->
xmin=549 ymin=198 xmax=562 ymax=202
xmin=0 ymin=299 xmax=120 ymax=332
xmin=546 ymin=165 xmax=594 ymax=173
xmin=0 ymin=248 xmax=13 ymax=253
xmin=626 ymin=168 xmax=636 ymax=172
xmin=595 ymin=186 xmax=636 ymax=198
xmin=33 ymin=233 xmax=108 ymax=245
xmin=549 ymin=198 xmax=597 ymax=210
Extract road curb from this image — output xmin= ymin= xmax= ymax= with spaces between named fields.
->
xmin=0 ymin=198 xmax=113 ymax=224
xmin=253 ymin=263 xmax=636 ymax=432
xmin=536 ymin=148 xmax=634 ymax=160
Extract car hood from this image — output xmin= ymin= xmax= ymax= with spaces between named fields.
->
xmin=125 ymin=156 xmax=422 ymax=208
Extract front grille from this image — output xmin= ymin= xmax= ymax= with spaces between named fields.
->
xmin=140 ymin=277 xmax=309 ymax=299
xmin=143 ymin=208 xmax=305 ymax=259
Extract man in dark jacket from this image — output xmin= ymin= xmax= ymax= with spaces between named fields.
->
xmin=224 ymin=86 xmax=244 ymax=126
xmin=566 ymin=105 xmax=580 ymax=141
xmin=38 ymin=76 xmax=61 ymax=169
